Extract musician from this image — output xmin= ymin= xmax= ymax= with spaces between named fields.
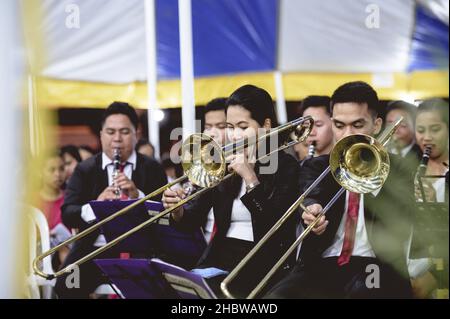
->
xmin=409 ymin=98 xmax=449 ymax=298
xmin=299 ymin=96 xmax=334 ymax=159
xmin=55 ymin=102 xmax=167 ymax=299
xmin=266 ymin=81 xmax=414 ymax=298
xmin=162 ymin=85 xmax=299 ymax=297
xmin=414 ymin=98 xmax=449 ymax=203
xmin=386 ymin=100 xmax=422 ymax=163
xmin=200 ymin=97 xmax=227 ymax=243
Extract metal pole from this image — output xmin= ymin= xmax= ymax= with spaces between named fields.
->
xmin=178 ymin=0 xmax=196 ymax=140
xmin=144 ymin=0 xmax=160 ymax=159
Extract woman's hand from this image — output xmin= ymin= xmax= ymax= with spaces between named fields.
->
xmin=226 ymin=152 xmax=259 ymax=185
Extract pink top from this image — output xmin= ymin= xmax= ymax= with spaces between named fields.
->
xmin=38 ymin=193 xmax=65 ymax=230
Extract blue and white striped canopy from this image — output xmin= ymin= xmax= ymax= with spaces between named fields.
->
xmin=38 ymin=0 xmax=449 ymax=108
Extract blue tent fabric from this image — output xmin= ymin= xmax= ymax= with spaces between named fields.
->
xmin=156 ymin=0 xmax=276 ymax=79
xmin=408 ymin=3 xmax=449 ymax=71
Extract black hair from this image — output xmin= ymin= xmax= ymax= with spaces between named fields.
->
xmin=101 ymin=101 xmax=139 ymax=130
xmin=330 ymin=81 xmax=379 ymax=118
xmin=60 ymin=145 xmax=82 ymax=162
xmin=204 ymin=97 xmax=227 ymax=115
xmin=300 ymin=95 xmax=331 ymax=116
xmin=226 ymin=84 xmax=278 ymax=127
xmin=417 ymin=98 xmax=449 ymax=128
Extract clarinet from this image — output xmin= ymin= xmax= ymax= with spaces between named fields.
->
xmin=112 ymin=148 xmax=122 ymax=198
xmin=416 ymin=145 xmax=432 ymax=202
xmin=306 ymin=141 xmax=316 ymax=160
xmin=418 ymin=145 xmax=432 ymax=177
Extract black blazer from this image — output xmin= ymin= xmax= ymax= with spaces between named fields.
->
xmin=62 ymin=152 xmax=167 ymax=230
xmin=298 ymin=154 xmax=415 ymax=277
xmin=170 ymin=151 xmax=300 ymax=271
xmin=405 ymin=143 xmax=423 ymax=162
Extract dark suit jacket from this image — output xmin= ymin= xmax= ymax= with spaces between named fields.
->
xmin=62 ymin=152 xmax=167 ymax=230
xmin=298 ymin=154 xmax=415 ymax=279
xmin=170 ymin=152 xmax=300 ymax=273
xmin=405 ymin=143 xmax=422 ymax=163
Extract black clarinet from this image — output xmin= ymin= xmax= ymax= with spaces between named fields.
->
xmin=112 ymin=148 xmax=122 ymax=197
xmin=418 ymin=145 xmax=432 ymax=177
xmin=416 ymin=145 xmax=432 ymax=202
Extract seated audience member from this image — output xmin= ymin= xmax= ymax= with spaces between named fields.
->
xmin=36 ymin=151 xmax=71 ymax=269
xmin=60 ymin=145 xmax=82 ymax=184
xmin=136 ymin=138 xmax=155 ymax=159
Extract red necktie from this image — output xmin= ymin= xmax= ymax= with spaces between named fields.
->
xmin=210 ymin=222 xmax=218 ymax=242
xmin=337 ymin=192 xmax=360 ymax=266
xmin=119 ymin=163 xmax=129 ymax=200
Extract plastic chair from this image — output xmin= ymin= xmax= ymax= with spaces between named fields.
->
xmin=27 ymin=207 xmax=56 ymax=299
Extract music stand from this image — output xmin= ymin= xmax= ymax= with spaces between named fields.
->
xmin=89 ymin=199 xmax=163 ymax=256
xmin=410 ymin=202 xmax=448 ymax=259
xmin=150 ymin=258 xmax=217 ymax=299
xmin=90 ymin=199 xmax=207 ymax=268
xmin=94 ymin=259 xmax=178 ymax=299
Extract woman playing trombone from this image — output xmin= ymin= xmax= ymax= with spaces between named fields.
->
xmin=162 ymin=85 xmax=300 ymax=297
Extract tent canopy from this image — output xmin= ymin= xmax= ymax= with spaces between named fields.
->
xmin=37 ymin=0 xmax=449 ymax=108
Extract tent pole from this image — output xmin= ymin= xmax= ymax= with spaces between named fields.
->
xmin=178 ymin=0 xmax=196 ymax=141
xmin=144 ymin=0 xmax=160 ymax=160
xmin=274 ymin=71 xmax=288 ymax=124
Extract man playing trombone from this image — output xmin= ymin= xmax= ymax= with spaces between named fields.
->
xmin=266 ymin=81 xmax=414 ymax=299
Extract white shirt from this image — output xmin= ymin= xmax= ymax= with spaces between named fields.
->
xmin=389 ymin=142 xmax=414 ymax=158
xmin=203 ymin=208 xmax=215 ymax=243
xmin=81 ymin=151 xmax=144 ymax=247
xmin=226 ymin=182 xmax=254 ymax=242
xmin=433 ymin=176 xmax=447 ymax=203
xmin=322 ymin=190 xmax=377 ymax=258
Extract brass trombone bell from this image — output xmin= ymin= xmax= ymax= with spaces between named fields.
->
xmin=181 ymin=133 xmax=226 ymax=188
xmin=330 ymin=134 xmax=390 ymax=194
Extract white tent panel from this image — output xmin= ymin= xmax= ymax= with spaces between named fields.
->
xmin=278 ymin=0 xmax=416 ymax=73
xmin=41 ymin=0 xmax=146 ymax=83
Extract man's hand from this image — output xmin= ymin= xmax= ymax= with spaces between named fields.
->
xmin=162 ymin=188 xmax=186 ymax=221
xmin=302 ymin=203 xmax=328 ymax=235
xmin=97 ymin=186 xmax=119 ymax=201
xmin=114 ymin=172 xmax=139 ymax=199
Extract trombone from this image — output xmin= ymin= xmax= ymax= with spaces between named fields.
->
xmin=221 ymin=117 xmax=403 ymax=299
xmin=33 ymin=116 xmax=314 ymax=280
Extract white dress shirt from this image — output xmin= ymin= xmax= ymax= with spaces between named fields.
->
xmin=226 ymin=181 xmax=254 ymax=242
xmin=203 ymin=208 xmax=215 ymax=242
xmin=389 ymin=142 xmax=414 ymax=158
xmin=322 ymin=190 xmax=377 ymax=258
xmin=80 ymin=151 xmax=144 ymax=247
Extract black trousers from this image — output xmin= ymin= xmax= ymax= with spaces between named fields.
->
xmin=199 ymin=237 xmax=290 ymax=299
xmin=265 ymin=256 xmax=412 ymax=299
